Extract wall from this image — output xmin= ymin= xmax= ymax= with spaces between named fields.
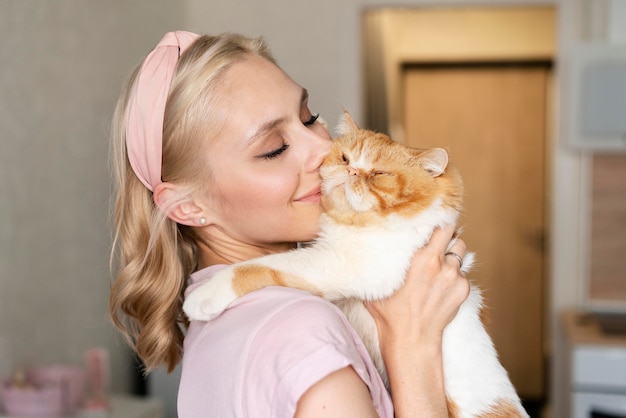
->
xmin=590 ymin=155 xmax=626 ymax=305
xmin=580 ymin=0 xmax=626 ymax=311
xmin=0 ymin=0 xmax=184 ymax=392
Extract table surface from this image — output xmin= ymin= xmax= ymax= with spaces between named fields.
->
xmin=563 ymin=309 xmax=626 ymax=347
xmin=0 ymin=395 xmax=164 ymax=418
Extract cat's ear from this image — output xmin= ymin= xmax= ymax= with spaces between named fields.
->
xmin=335 ymin=109 xmax=359 ymax=136
xmin=419 ymin=148 xmax=448 ymax=177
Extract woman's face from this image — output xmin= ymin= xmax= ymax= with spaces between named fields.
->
xmin=199 ymin=54 xmax=332 ymax=254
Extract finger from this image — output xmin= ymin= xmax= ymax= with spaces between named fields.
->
xmin=446 ymin=238 xmax=467 ymax=258
xmin=426 ymin=224 xmax=456 ymax=254
xmin=444 ymin=238 xmax=470 ymax=275
xmin=444 ymin=251 xmax=464 ymax=269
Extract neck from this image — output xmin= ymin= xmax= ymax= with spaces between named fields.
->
xmin=195 ymin=227 xmax=297 ymax=270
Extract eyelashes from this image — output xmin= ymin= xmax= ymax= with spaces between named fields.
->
xmin=259 ymin=143 xmax=290 ymax=160
xmin=303 ymin=113 xmax=319 ymax=126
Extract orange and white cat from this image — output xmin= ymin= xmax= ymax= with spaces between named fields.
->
xmin=183 ymin=112 xmax=528 ymax=417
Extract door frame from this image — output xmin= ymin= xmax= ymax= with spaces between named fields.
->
xmin=362 ymin=6 xmax=556 ymax=142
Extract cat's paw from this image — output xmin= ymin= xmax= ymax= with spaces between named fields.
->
xmin=183 ymin=270 xmax=238 ymax=321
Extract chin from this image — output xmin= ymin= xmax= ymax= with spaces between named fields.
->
xmin=286 ymin=208 xmax=323 ymax=243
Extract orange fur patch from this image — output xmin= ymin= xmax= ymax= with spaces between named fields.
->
xmin=448 ymin=398 xmax=524 ymax=417
xmin=479 ymin=399 xmax=526 ymax=417
xmin=447 ymin=398 xmax=460 ymax=418
xmin=231 ymin=264 xmax=322 ymax=297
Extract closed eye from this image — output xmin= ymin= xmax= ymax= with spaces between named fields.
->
xmin=257 ymin=143 xmax=289 ymax=160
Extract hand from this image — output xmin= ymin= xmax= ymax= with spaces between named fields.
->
xmin=366 ymin=223 xmax=470 ymax=347
xmin=364 ymin=224 xmax=470 ymax=417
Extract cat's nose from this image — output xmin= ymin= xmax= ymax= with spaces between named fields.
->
xmin=348 ymin=167 xmax=358 ymax=176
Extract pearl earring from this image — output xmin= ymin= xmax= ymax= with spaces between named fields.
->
xmin=198 ymin=217 xmax=207 ymax=226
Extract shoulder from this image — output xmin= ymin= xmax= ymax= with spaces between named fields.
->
xmin=184 ymin=286 xmax=350 ymax=351
xmin=253 ymin=287 xmax=353 ymax=331
xmin=245 ymin=287 xmax=363 ymax=364
xmin=219 ymin=287 xmax=364 ymax=368
xmin=179 ymin=287 xmax=379 ymax=417
xmin=240 ymin=288 xmax=376 ymax=415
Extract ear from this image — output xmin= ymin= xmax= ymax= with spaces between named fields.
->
xmin=153 ymin=182 xmax=212 ymax=227
xmin=419 ymin=148 xmax=448 ymax=177
xmin=335 ymin=108 xmax=359 ymax=136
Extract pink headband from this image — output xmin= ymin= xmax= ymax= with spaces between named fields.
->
xmin=125 ymin=31 xmax=200 ymax=191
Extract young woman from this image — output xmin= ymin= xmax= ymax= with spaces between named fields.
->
xmin=109 ymin=31 xmax=469 ymax=417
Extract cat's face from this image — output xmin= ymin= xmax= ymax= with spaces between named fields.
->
xmin=320 ymin=112 xmax=463 ymax=226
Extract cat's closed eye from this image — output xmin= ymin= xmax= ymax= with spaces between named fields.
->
xmin=341 ymin=153 xmax=349 ymax=163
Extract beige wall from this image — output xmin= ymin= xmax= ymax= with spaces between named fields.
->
xmin=0 ymin=0 xmax=183 ymax=392
xmin=0 ymin=0 xmax=606 ymax=415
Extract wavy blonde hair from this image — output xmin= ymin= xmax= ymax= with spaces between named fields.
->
xmin=109 ymin=34 xmax=275 ymax=372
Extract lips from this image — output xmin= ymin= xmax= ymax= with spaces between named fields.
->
xmin=295 ymin=186 xmax=322 ymax=203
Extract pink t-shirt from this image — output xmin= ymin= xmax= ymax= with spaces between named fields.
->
xmin=177 ymin=265 xmax=394 ymax=418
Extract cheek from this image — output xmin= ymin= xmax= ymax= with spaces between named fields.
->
xmin=259 ymin=166 xmax=298 ymax=195
xmin=220 ymin=170 xmax=298 ymax=211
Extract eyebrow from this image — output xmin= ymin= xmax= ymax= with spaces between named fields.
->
xmin=248 ymin=88 xmax=309 ymax=143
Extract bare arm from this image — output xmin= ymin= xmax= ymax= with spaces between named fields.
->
xmin=294 ymin=366 xmax=380 ymax=418
xmin=367 ymin=224 xmax=470 ymax=417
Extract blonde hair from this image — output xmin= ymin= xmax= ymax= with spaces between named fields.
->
xmin=109 ymin=34 xmax=275 ymax=372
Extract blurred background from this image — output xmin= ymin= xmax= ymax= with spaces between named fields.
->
xmin=1 ymin=1 xmax=625 ymax=417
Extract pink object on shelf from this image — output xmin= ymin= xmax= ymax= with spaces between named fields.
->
xmin=83 ymin=348 xmax=110 ymax=412
xmin=0 ymin=365 xmax=86 ymax=417
xmin=28 ymin=365 xmax=86 ymax=413
xmin=0 ymin=380 xmax=63 ymax=417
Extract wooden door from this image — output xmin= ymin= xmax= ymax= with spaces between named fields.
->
xmin=403 ymin=64 xmax=549 ymax=399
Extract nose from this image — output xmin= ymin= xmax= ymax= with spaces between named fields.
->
xmin=348 ymin=167 xmax=358 ymax=176
xmin=304 ymin=126 xmax=333 ymax=172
